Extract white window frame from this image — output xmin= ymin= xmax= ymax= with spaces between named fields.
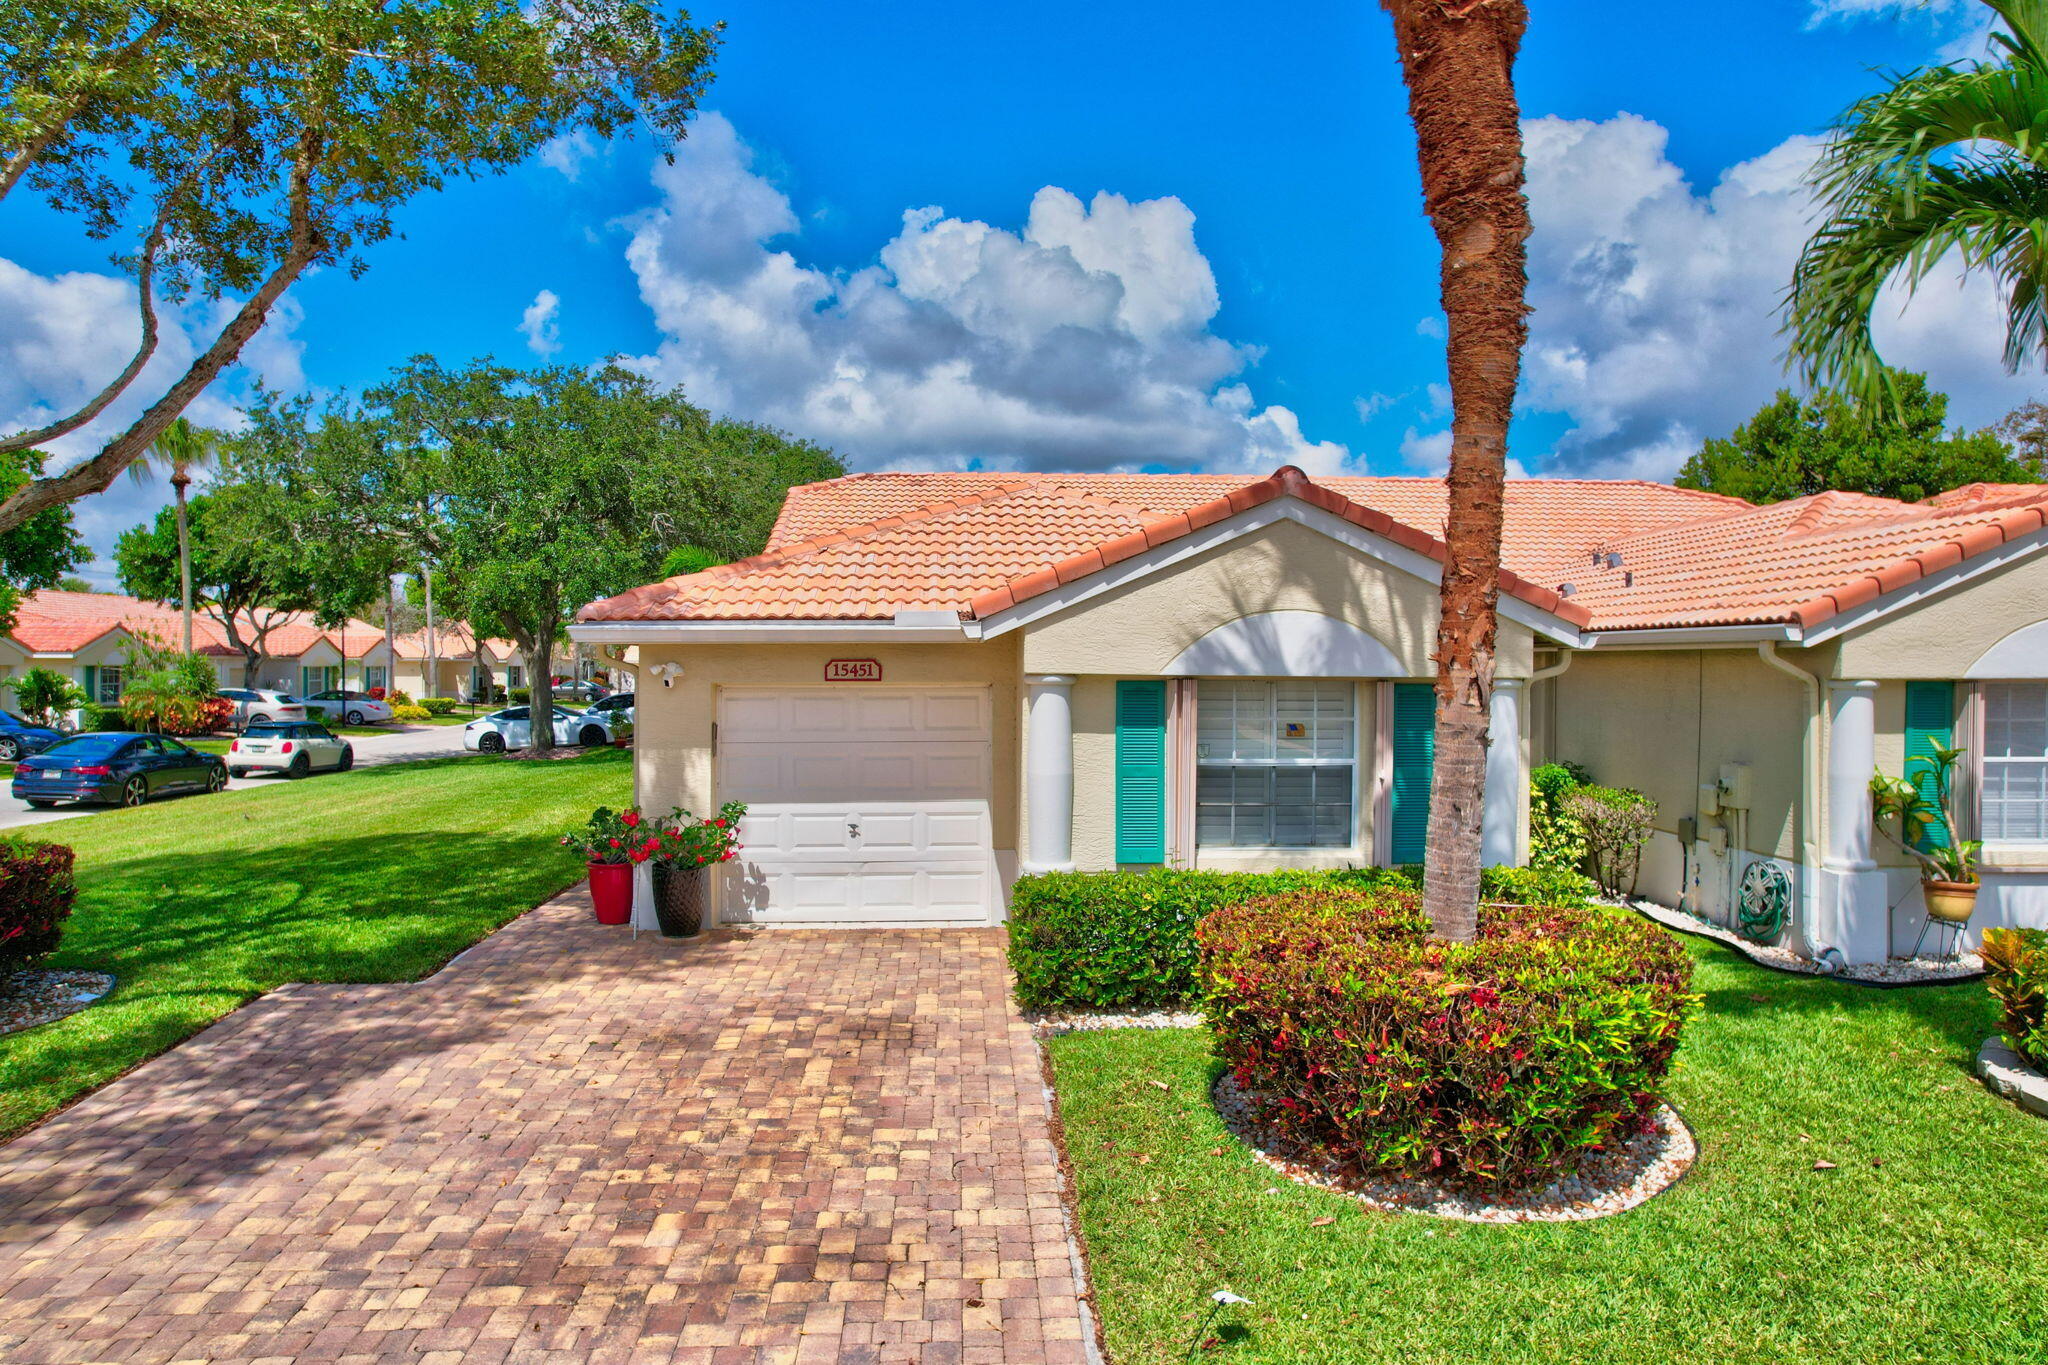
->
xmin=1979 ymin=680 xmax=2048 ymax=846
xmin=1193 ymin=679 xmax=1360 ymax=852
xmin=96 ymin=665 xmax=124 ymax=707
xmin=364 ymin=664 xmax=388 ymax=692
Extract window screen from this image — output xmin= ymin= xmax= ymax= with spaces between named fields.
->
xmin=1195 ymin=680 xmax=1356 ymax=848
xmin=1984 ymin=682 xmax=2048 ymax=842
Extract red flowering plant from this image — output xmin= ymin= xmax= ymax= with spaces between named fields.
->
xmin=657 ymin=801 xmax=748 ymax=868
xmin=558 ymin=806 xmax=665 ymax=866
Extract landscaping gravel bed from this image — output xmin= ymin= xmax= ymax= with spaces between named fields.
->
xmin=1630 ymin=899 xmax=1983 ymax=983
xmin=1214 ymin=1071 xmax=1696 ymax=1224
xmin=0 ymin=970 xmax=113 ymax=1037
xmin=1029 ymin=1008 xmax=1202 ymax=1037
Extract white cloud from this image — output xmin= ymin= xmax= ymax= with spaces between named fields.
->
xmin=0 ymin=255 xmax=304 ymax=573
xmin=620 ymin=113 xmax=1350 ymax=475
xmin=519 ymin=288 xmax=563 ymax=356
xmin=1513 ymin=112 xmax=2043 ymax=479
xmin=538 ymin=128 xmax=600 ymax=182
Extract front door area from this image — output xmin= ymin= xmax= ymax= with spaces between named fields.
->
xmin=716 ymin=687 xmax=996 ymax=925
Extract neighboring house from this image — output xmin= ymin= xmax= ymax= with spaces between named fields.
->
xmin=2 ymin=590 xmax=522 ymax=705
xmin=572 ymin=466 xmax=2048 ymax=963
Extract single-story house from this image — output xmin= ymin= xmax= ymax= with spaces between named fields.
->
xmin=570 ymin=466 xmax=2048 ymax=961
xmin=3 ymin=590 xmax=526 ymax=705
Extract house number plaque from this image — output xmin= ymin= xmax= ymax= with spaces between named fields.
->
xmin=824 ymin=658 xmax=882 ymax=682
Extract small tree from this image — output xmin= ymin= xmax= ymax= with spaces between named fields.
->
xmin=1871 ymin=744 xmax=1981 ymax=885
xmin=1 ymin=668 xmax=85 ymax=728
xmin=1568 ymin=785 xmax=1656 ymax=900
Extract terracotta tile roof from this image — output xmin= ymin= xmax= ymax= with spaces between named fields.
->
xmin=6 ymin=590 xmax=517 ymax=662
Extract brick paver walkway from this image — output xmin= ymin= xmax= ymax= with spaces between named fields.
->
xmin=0 ymin=893 xmax=1095 ymax=1364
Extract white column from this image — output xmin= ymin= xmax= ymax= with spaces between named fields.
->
xmin=1814 ymin=678 xmax=1889 ymax=965
xmin=1825 ymin=680 xmax=1879 ymax=870
xmin=1023 ymin=675 xmax=1077 ymax=874
xmin=1482 ymin=678 xmax=1525 ymax=867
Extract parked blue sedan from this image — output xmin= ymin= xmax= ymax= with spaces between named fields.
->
xmin=11 ymin=732 xmax=229 ymax=809
xmin=0 ymin=710 xmax=64 ymax=763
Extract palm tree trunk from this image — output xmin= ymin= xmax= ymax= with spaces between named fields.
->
xmin=383 ymin=581 xmax=395 ymax=697
xmin=1382 ymin=0 xmax=1532 ymax=943
xmin=173 ymin=472 xmax=194 ymax=655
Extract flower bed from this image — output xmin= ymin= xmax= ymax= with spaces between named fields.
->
xmin=1006 ymin=864 xmax=1594 ymax=1012
xmin=1199 ymin=886 xmax=1698 ymax=1190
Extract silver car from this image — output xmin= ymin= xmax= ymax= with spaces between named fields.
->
xmin=218 ymin=688 xmax=309 ymax=728
xmin=463 ymin=706 xmax=613 ymax=753
xmin=227 ymin=722 xmax=354 ymax=778
xmin=304 ymin=689 xmax=394 ymax=725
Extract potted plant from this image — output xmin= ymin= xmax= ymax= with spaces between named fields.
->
xmin=559 ymin=805 xmax=661 ymax=926
xmin=648 ymin=800 xmax=746 ymax=938
xmin=1871 ymin=742 xmax=1981 ymax=931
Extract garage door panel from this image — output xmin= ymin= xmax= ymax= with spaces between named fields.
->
xmin=717 ymin=687 xmax=995 ymax=925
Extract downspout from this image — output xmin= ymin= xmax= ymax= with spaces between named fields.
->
xmin=1757 ymin=641 xmax=1825 ymax=960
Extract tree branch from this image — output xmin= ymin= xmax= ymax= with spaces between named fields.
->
xmin=0 ymin=129 xmax=325 ymax=535
xmin=0 ymin=15 xmax=173 ymax=205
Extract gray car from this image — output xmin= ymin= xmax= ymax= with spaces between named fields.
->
xmin=217 ymin=688 xmax=309 ymax=728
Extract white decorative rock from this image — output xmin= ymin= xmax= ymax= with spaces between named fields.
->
xmin=1978 ymin=1037 xmax=2048 ymax=1119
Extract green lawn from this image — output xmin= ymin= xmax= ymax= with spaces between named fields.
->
xmin=1048 ymin=938 xmax=2048 ymax=1365
xmin=0 ymin=748 xmax=630 ymax=1138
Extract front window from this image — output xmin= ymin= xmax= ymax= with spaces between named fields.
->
xmin=365 ymin=665 xmax=388 ymax=692
xmin=1195 ymin=680 xmax=1356 ymax=848
xmin=96 ymin=666 xmax=124 ymax=706
xmin=507 ymin=665 xmax=525 ymax=689
xmin=1983 ymin=682 xmax=2048 ymax=842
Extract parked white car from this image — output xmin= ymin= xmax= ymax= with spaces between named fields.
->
xmin=218 ymin=688 xmax=309 ymax=728
xmin=227 ymin=722 xmax=354 ymax=778
xmin=304 ymin=689 xmax=394 ymax=725
xmin=462 ymin=706 xmax=614 ymax=754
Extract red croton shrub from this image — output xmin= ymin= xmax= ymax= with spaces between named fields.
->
xmin=1198 ymin=887 xmax=1699 ymax=1190
xmin=0 ymin=838 xmax=78 ymax=973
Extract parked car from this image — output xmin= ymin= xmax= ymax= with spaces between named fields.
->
xmin=584 ymin=692 xmax=634 ymax=722
xmin=463 ymin=706 xmax=613 ymax=753
xmin=228 ymin=722 xmax=354 ymax=779
xmin=11 ymin=732 xmax=228 ymax=808
xmin=551 ymin=680 xmax=610 ymax=704
xmin=218 ymin=688 xmax=309 ymax=728
xmin=303 ymin=689 xmax=393 ymax=725
xmin=0 ymin=710 xmax=65 ymax=763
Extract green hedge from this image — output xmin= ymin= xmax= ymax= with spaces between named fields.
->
xmin=1006 ymin=864 xmax=1595 ymax=1012
xmin=420 ymin=697 xmax=460 ymax=716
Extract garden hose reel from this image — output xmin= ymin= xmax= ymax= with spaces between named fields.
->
xmin=1736 ymin=859 xmax=1791 ymax=943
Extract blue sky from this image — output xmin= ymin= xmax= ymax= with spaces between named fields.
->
xmin=1 ymin=0 xmax=2033 ymax=577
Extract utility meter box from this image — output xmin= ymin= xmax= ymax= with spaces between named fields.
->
xmin=1719 ymin=762 xmax=1754 ymax=810
xmin=1698 ymin=781 xmax=1721 ymax=817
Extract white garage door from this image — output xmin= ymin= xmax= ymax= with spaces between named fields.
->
xmin=716 ymin=687 xmax=995 ymax=924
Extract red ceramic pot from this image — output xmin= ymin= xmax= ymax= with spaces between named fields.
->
xmin=588 ymin=860 xmax=633 ymax=925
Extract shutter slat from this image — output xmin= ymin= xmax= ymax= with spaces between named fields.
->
xmin=1389 ymin=682 xmax=1436 ymax=865
xmin=1903 ymin=680 xmax=1955 ymax=850
xmin=1116 ymin=680 xmax=1168 ymax=864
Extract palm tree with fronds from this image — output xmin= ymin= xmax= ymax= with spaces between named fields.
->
xmin=127 ymin=417 xmax=219 ymax=653
xmin=1788 ymin=0 xmax=2048 ymax=409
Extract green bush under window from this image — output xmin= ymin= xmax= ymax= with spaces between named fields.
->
xmin=1006 ymin=863 xmax=1595 ymax=1012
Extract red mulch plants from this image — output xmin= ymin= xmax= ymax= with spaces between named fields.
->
xmin=1198 ymin=887 xmax=1700 ymax=1191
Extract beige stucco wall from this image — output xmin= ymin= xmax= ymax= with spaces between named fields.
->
xmin=1836 ymin=551 xmax=2048 ymax=678
xmin=1545 ymin=646 xmax=1812 ymax=866
xmin=1018 ymin=519 xmax=1538 ymax=679
xmin=630 ymin=637 xmax=1023 ymax=851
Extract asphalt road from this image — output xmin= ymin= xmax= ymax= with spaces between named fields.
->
xmin=0 ymin=723 xmax=473 ymax=831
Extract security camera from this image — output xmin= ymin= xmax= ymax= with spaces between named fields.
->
xmin=648 ymin=661 xmax=685 ymax=688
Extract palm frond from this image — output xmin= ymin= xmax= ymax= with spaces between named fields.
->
xmin=1817 ymin=59 xmax=2048 ymax=205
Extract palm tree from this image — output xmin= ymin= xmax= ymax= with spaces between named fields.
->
xmin=1380 ymin=0 xmax=1533 ymax=942
xmin=127 ymin=417 xmax=218 ymax=653
xmin=1788 ymin=0 xmax=2048 ymax=409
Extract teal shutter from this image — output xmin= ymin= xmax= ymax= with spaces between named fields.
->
xmin=1903 ymin=680 xmax=1955 ymax=850
xmin=1115 ymin=680 xmax=1168 ymax=864
xmin=81 ymin=666 xmax=96 ymax=703
xmin=1389 ymin=682 xmax=1437 ymax=865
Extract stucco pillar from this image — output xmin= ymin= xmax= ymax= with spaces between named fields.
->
xmin=1023 ymin=675 xmax=1076 ymax=874
xmin=1482 ymin=678 xmax=1525 ymax=867
xmin=1813 ymin=679 xmax=1889 ymax=965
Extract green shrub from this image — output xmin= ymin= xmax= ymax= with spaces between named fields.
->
xmin=1982 ymin=927 xmax=2048 ymax=1070
xmin=1199 ymin=887 xmax=1699 ymax=1190
xmin=420 ymin=697 xmax=459 ymax=716
xmin=390 ymin=703 xmax=432 ymax=722
xmin=1480 ymin=864 xmax=1596 ymax=906
xmin=1530 ymin=761 xmax=1592 ymax=874
xmin=510 ymin=687 xmax=531 ymax=704
xmin=1 ymin=667 xmax=85 ymax=728
xmin=76 ymin=703 xmax=129 ymax=732
xmin=0 ymin=837 xmax=77 ymax=973
xmin=385 ymin=688 xmax=414 ymax=706
xmin=1008 ymin=867 xmax=1417 ymax=1011
xmin=1569 ymin=784 xmax=1658 ymax=898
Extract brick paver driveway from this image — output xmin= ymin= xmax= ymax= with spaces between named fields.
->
xmin=0 ymin=893 xmax=1096 ymax=1364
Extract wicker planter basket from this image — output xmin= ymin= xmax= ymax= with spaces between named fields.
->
xmin=652 ymin=861 xmax=709 ymax=938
